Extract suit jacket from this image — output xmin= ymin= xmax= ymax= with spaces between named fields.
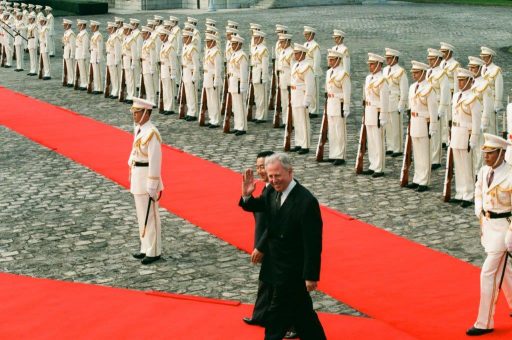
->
xmin=240 ymin=181 xmax=323 ymax=285
xmin=239 ymin=184 xmax=273 ymax=251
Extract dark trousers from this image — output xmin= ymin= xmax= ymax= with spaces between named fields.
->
xmin=264 ymin=281 xmax=326 ymax=340
xmin=252 ymin=280 xmax=271 ymax=324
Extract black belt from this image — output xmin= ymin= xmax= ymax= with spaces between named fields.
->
xmin=484 ymin=211 xmax=512 ymax=219
xmin=134 ymin=162 xmax=149 ymax=167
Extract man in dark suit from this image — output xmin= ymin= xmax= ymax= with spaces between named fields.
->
xmin=240 ymin=152 xmax=326 ymax=340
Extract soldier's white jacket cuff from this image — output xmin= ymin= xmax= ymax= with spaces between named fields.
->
xmin=147 ymin=178 xmax=160 ymax=190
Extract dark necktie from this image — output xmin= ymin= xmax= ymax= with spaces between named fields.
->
xmin=388 ymin=67 xmax=391 ymax=75
xmin=274 ymin=191 xmax=282 ymax=212
xmin=427 ymin=69 xmax=432 ymax=78
xmin=487 ymin=169 xmax=494 ymax=187
xmin=457 ymin=93 xmax=463 ymax=103
xmin=415 ymin=83 xmax=419 ymax=93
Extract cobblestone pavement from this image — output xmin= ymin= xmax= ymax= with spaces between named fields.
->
xmin=1 ymin=2 xmax=512 ymax=318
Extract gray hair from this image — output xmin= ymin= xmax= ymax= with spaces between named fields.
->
xmin=264 ymin=152 xmax=293 ymax=171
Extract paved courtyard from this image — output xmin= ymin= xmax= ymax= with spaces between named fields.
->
xmin=1 ymin=2 xmax=512 ymax=318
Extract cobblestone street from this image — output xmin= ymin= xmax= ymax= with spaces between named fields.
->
xmin=1 ymin=2 xmax=511 ymax=318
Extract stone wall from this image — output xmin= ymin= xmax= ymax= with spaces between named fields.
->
xmin=267 ymin=0 xmax=361 ymax=8
xmin=112 ymin=0 xmax=255 ymax=9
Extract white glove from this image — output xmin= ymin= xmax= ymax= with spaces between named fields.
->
xmin=429 ymin=124 xmax=437 ymax=136
xmin=379 ymin=118 xmax=387 ymax=126
xmin=303 ymin=100 xmax=311 ymax=108
xmin=191 ymin=75 xmax=198 ymax=83
xmin=147 ymin=187 xmax=158 ymax=200
xmin=481 ymin=118 xmax=489 ymax=131
xmin=505 ymin=230 xmax=512 ymax=252
xmin=437 ymin=109 xmax=446 ymax=118
xmin=469 ymin=134 xmax=479 ymax=149
xmin=343 ymin=110 xmax=350 ymax=118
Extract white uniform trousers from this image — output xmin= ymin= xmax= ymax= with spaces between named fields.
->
xmin=142 ymin=73 xmax=156 ymax=105
xmin=134 ymin=194 xmax=162 ymax=258
xmin=153 ymin=69 xmax=159 ymax=97
xmin=123 ymin=68 xmax=135 ymax=100
xmin=91 ymin=62 xmax=103 ymax=92
xmin=76 ymin=59 xmax=87 ymax=88
xmin=279 ymin=87 xmax=289 ymax=125
xmin=64 ymin=58 xmax=74 ymax=85
xmin=206 ymin=87 xmax=221 ymax=125
xmin=28 ymin=48 xmax=37 ymax=73
xmin=161 ymin=77 xmax=175 ymax=111
xmin=134 ymin=61 xmax=141 ymax=89
xmin=107 ymin=65 xmax=119 ymax=96
xmin=232 ymin=92 xmax=248 ymax=131
xmin=441 ymin=110 xmax=450 ymax=144
xmin=48 ymin=34 xmax=55 ymax=56
xmin=308 ymin=76 xmax=320 ymax=114
xmin=411 ymin=136 xmax=431 ymax=186
xmin=385 ymin=110 xmax=403 ymax=153
xmin=486 ymin=110 xmax=497 ymax=136
xmin=366 ymin=125 xmax=385 ymax=173
xmin=430 ymin=121 xmax=442 ymax=164
xmin=453 ymin=148 xmax=474 ymax=201
xmin=292 ymin=106 xmax=311 ymax=149
xmin=327 ymin=116 xmax=347 ymax=160
xmin=253 ymin=83 xmax=268 ymax=121
xmin=15 ymin=44 xmax=24 ymax=70
xmin=4 ymin=44 xmax=13 ymax=66
xmin=40 ymin=52 xmax=50 ymax=77
xmin=184 ymin=81 xmax=197 ymax=117
xmin=473 ymin=134 xmax=484 ymax=176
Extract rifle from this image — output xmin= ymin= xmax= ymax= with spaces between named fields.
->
xmin=0 ymin=20 xmax=28 ymax=42
xmin=74 ymin=61 xmax=80 ymax=89
xmin=355 ymin=101 xmax=367 ymax=174
xmin=177 ymin=65 xmax=183 ymax=103
xmin=272 ymin=72 xmax=282 ymax=128
xmin=268 ymin=57 xmax=276 ymax=110
xmin=178 ymin=80 xmax=187 ymax=119
xmin=246 ymin=65 xmax=255 ymax=121
xmin=0 ymin=45 xmax=4 ymax=67
xmin=223 ymin=92 xmax=233 ymax=133
xmin=103 ymin=65 xmax=111 ymax=98
xmin=199 ymin=86 xmax=207 ymax=126
xmin=87 ymin=62 xmax=94 ymax=93
xmin=316 ymin=93 xmax=329 ymax=162
xmin=504 ymin=95 xmax=510 ymax=139
xmin=158 ymin=80 xmax=164 ymax=113
xmin=283 ymin=86 xmax=293 ymax=151
xmin=139 ymin=72 xmax=146 ymax=98
xmin=119 ymin=68 xmax=126 ymax=102
xmin=443 ymin=120 xmax=454 ymax=202
xmin=221 ymin=61 xmax=228 ymax=114
xmin=400 ymin=110 xmax=413 ymax=187
xmin=37 ymin=52 xmax=43 ymax=79
xmin=62 ymin=59 xmax=68 ymax=86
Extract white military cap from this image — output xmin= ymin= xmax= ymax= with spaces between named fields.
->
xmin=158 ymin=28 xmax=171 ymax=36
xmin=182 ymin=30 xmax=193 ymax=37
xmin=62 ymin=18 xmax=72 ymax=25
xmin=250 ymin=23 xmax=261 ymax=30
xmin=385 ymin=48 xmax=401 ymax=57
xmin=122 ymin=23 xmax=132 ymax=29
xmin=187 ymin=16 xmax=198 ymax=24
xmin=129 ymin=18 xmax=140 ymax=24
xmin=12 ymin=2 xmax=18 ymax=6
xmin=439 ymin=42 xmax=454 ymax=51
xmin=45 ymin=6 xmax=51 ymax=10
xmin=20 ymin=3 xmax=26 ymax=8
xmin=427 ymin=48 xmax=443 ymax=58
xmin=231 ymin=35 xmax=245 ymax=43
xmin=275 ymin=24 xmax=288 ymax=32
xmin=481 ymin=133 xmax=510 ymax=152
xmin=39 ymin=16 xmax=46 ymax=22
xmin=293 ymin=43 xmax=308 ymax=53
xmin=163 ymin=20 xmax=172 ymax=26
xmin=184 ymin=22 xmax=195 ymax=30
xmin=141 ymin=26 xmax=152 ymax=33
xmin=411 ymin=60 xmax=429 ymax=71
xmin=206 ymin=25 xmax=218 ymax=33
xmin=154 ymin=15 xmax=163 ymax=21
xmin=206 ymin=18 xmax=216 ymax=25
xmin=456 ymin=67 xmax=474 ymax=79
xmin=27 ymin=12 xmax=34 ymax=18
xmin=169 ymin=16 xmax=178 ymax=22
xmin=115 ymin=17 xmax=124 ymax=22
xmin=332 ymin=29 xmax=346 ymax=37
xmin=303 ymin=26 xmax=316 ymax=33
xmin=107 ymin=22 xmax=116 ymax=28
xmin=205 ymin=33 xmax=217 ymax=41
xmin=226 ymin=27 xmax=239 ymax=34
xmin=328 ymin=49 xmax=344 ymax=59
xmin=35 ymin=5 xmax=42 ymax=10
xmin=253 ymin=30 xmax=266 ymax=38
xmin=90 ymin=20 xmax=100 ymax=26
xmin=147 ymin=19 xmax=156 ymax=25
xmin=367 ymin=53 xmax=385 ymax=64
xmin=77 ymin=19 xmax=87 ymax=25
xmin=227 ymin=20 xmax=238 ymax=27
xmin=480 ymin=46 xmax=496 ymax=56
xmin=468 ymin=56 xmax=485 ymax=66
xmin=28 ymin=4 xmax=34 ymax=8
xmin=132 ymin=97 xmax=155 ymax=110
xmin=278 ymin=33 xmax=292 ymax=40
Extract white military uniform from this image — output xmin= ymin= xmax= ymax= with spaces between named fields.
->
xmin=325 ymin=57 xmax=351 ymax=160
xmin=277 ymin=38 xmax=293 ymax=125
xmin=228 ymin=40 xmax=249 ymax=132
xmin=203 ymin=38 xmax=223 ymax=125
xmin=331 ymin=30 xmax=350 ymax=74
xmin=472 ymin=135 xmax=512 ymax=331
xmin=14 ymin=16 xmax=26 ymax=70
xmin=105 ymin=26 xmax=121 ymax=97
xmin=440 ymin=55 xmax=460 ymax=144
xmin=363 ymin=55 xmax=390 ymax=174
xmin=38 ymin=22 xmax=50 ymax=78
xmin=159 ymin=32 xmax=178 ymax=113
xmin=45 ymin=10 xmax=54 ymax=56
xmin=2 ymin=13 xmax=13 ymax=67
xmin=130 ymin=23 xmax=143 ymax=90
xmin=181 ymin=37 xmax=200 ymax=119
xmin=383 ymin=49 xmax=408 ymax=154
xmin=290 ymin=45 xmax=315 ymax=150
xmin=89 ymin=27 xmax=104 ymax=92
xmin=62 ymin=25 xmax=75 ymax=86
xmin=141 ymin=34 xmax=157 ymax=104
xmin=250 ymin=34 xmax=269 ymax=121
xmin=26 ymin=18 xmax=38 ymax=74
xmin=481 ymin=56 xmax=503 ymax=135
xmin=75 ymin=25 xmax=89 ymax=89
xmin=304 ymin=27 xmax=321 ymax=115
xmin=169 ymin=19 xmax=181 ymax=84
xmin=408 ymin=69 xmax=438 ymax=186
xmin=122 ymin=29 xmax=138 ymax=101
xmin=128 ymin=110 xmax=164 ymax=258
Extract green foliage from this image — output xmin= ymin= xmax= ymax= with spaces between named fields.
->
xmin=28 ymin=0 xmax=108 ymax=15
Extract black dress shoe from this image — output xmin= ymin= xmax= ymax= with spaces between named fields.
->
xmin=242 ymin=317 xmax=262 ymax=326
xmin=255 ymin=119 xmax=266 ymax=124
xmin=448 ymin=198 xmax=461 ymax=204
xmin=235 ymin=130 xmax=246 ymax=136
xmin=278 ymin=124 xmax=285 ymax=129
xmin=442 ymin=142 xmax=447 ymax=149
xmin=67 ymin=84 xmax=74 ymax=88
xmin=417 ymin=185 xmax=429 ymax=192
xmin=406 ymin=183 xmax=419 ymax=189
xmin=124 ymin=100 xmax=133 ymax=104
xmin=327 ymin=159 xmax=335 ymax=163
xmin=361 ymin=169 xmax=374 ymax=176
xmin=80 ymin=87 xmax=87 ymax=91
xmin=141 ymin=255 xmax=161 ymax=265
xmin=386 ymin=150 xmax=393 ymax=155
xmin=290 ymin=146 xmax=302 ymax=152
xmin=228 ymin=130 xmax=239 ymax=134
xmin=309 ymin=113 xmax=318 ymax=118
xmin=187 ymin=116 xmax=198 ymax=121
xmin=109 ymin=95 xmax=119 ymax=99
xmin=372 ymin=172 xmax=384 ymax=178
xmin=49 ymin=55 xmax=55 ymax=58
xmin=466 ymin=326 xmax=493 ymax=336
xmin=209 ymin=124 xmax=219 ymax=129
xmin=391 ymin=152 xmax=403 ymax=157
xmin=92 ymin=91 xmax=102 ymax=95
xmin=132 ymin=253 xmax=145 ymax=259
xmin=431 ymin=163 xmax=442 ymax=170
xmin=284 ymin=330 xmax=299 ymax=339
xmin=42 ymin=77 xmax=51 ymax=80
xmin=4 ymin=65 xmax=11 ymax=68
xmin=460 ymin=200 xmax=473 ymax=208
xmin=169 ymin=111 xmax=177 ymax=115
xmin=27 ymin=73 xmax=36 ymax=76
xmin=298 ymin=148 xmax=309 ymax=154
xmin=333 ymin=159 xmax=345 ymax=166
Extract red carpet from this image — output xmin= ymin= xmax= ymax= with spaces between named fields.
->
xmin=0 ymin=273 xmax=413 ymax=339
xmin=1 ymin=86 xmax=511 ymax=338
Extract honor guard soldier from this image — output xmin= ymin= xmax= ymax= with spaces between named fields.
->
xmin=426 ymin=48 xmax=450 ymax=170
xmin=466 ymin=133 xmax=512 ymax=336
xmin=440 ymin=42 xmax=460 ymax=147
xmin=130 ymin=18 xmax=143 ymax=91
xmin=276 ymin=33 xmax=293 ymax=127
xmin=290 ymin=43 xmax=315 ymax=154
xmin=105 ymin=22 xmax=121 ymax=99
xmin=450 ymin=68 xmax=481 ymax=207
xmin=20 ymin=3 xmax=27 ymax=25
xmin=62 ymin=19 xmax=75 ymax=87
xmin=140 ymin=26 xmax=157 ymax=104
xmin=303 ymin=26 xmax=321 ymax=118
xmin=44 ymin=6 xmax=54 ymax=56
xmin=202 ymin=33 xmax=222 ymax=127
xmin=325 ymin=49 xmax=351 ymax=165
xmin=1 ymin=11 xmax=13 ymax=67
xmin=480 ymin=46 xmax=504 ymax=135
xmin=158 ymin=28 xmax=178 ymax=115
xmin=128 ymin=97 xmax=164 ymax=265
xmin=89 ymin=21 xmax=104 ymax=94
xmin=154 ymin=15 xmax=164 ymax=29
xmin=227 ymin=20 xmax=238 ymax=29
xmin=168 ymin=16 xmax=181 ymax=54
xmin=26 ymin=13 xmax=37 ymax=75
xmin=183 ymin=22 xmax=199 ymax=51
xmin=468 ymin=56 xmax=493 ymax=173
xmin=331 ymin=30 xmax=350 ymax=74
xmin=206 ymin=18 xmax=216 ymax=27
xmin=34 ymin=5 xmax=43 ymax=28
xmin=114 ymin=17 xmax=124 ymax=76
xmin=13 ymin=11 xmax=26 ymax=71
xmin=205 ymin=24 xmax=219 ymax=38
xmin=121 ymin=23 xmax=138 ymax=103
xmin=249 ymin=23 xmax=262 ymax=49
xmin=27 ymin=3 xmax=35 ymax=17
xmin=250 ymin=30 xmax=269 ymax=123
xmin=181 ymin=30 xmax=199 ymax=121
xmin=228 ymin=35 xmax=249 ymax=135
xmin=75 ymin=19 xmax=89 ymax=90
xmin=38 ymin=16 xmax=50 ymax=80
xmin=405 ymin=61 xmax=438 ymax=191
xmin=383 ymin=48 xmax=408 ymax=157
xmin=186 ymin=17 xmax=201 ymax=52
xmin=149 ymin=19 xmax=162 ymax=97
